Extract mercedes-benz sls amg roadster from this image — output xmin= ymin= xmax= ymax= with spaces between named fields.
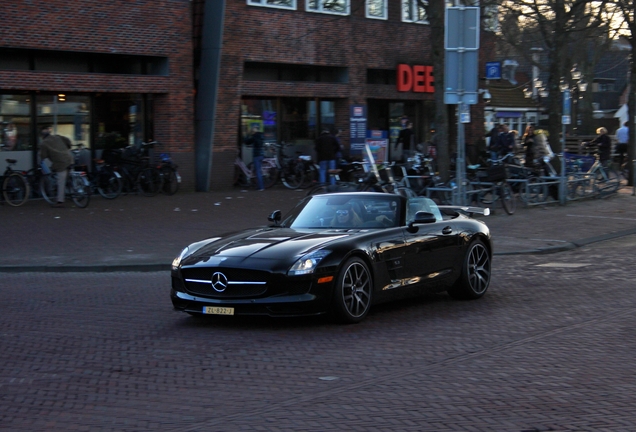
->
xmin=171 ymin=192 xmax=492 ymax=323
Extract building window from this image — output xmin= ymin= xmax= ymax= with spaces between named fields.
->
xmin=402 ymin=0 xmax=427 ymax=24
xmin=247 ymin=0 xmax=296 ymax=9
xmin=366 ymin=0 xmax=387 ymax=19
xmin=1 ymin=94 xmax=32 ymax=156
xmin=306 ymin=0 xmax=349 ymax=15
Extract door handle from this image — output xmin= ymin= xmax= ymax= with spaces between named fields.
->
xmin=442 ymin=226 xmax=452 ymax=235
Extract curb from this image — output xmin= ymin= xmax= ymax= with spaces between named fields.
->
xmin=0 ymin=263 xmax=171 ymax=273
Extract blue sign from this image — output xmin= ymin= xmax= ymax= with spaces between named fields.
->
xmin=349 ymin=105 xmax=367 ymax=155
xmin=486 ymin=62 xmax=501 ymax=80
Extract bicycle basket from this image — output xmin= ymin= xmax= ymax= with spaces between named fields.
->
xmin=564 ymin=152 xmax=594 ymax=172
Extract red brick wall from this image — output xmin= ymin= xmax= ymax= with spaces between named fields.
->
xmin=0 ymin=0 xmax=196 ymax=190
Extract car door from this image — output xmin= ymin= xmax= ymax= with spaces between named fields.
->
xmin=402 ymin=199 xmax=460 ymax=285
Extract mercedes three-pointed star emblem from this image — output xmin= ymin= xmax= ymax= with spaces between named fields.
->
xmin=211 ymin=272 xmax=228 ymax=292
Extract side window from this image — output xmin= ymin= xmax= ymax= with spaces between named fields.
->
xmin=248 ymin=0 xmax=296 ymax=10
xmin=306 ymin=0 xmax=349 ymax=15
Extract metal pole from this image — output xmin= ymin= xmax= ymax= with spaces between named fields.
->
xmin=560 ymin=122 xmax=566 ymax=205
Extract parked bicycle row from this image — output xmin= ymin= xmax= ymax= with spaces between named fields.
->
xmin=1 ymin=141 xmax=181 ymax=208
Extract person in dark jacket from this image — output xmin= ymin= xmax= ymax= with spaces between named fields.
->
xmin=39 ymin=126 xmax=74 ymax=207
xmin=315 ymin=128 xmax=339 ymax=185
xmin=588 ymin=127 xmax=612 ymax=165
xmin=397 ymin=122 xmax=415 ymax=160
xmin=244 ymin=124 xmax=265 ymax=190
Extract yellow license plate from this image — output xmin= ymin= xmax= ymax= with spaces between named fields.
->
xmin=203 ymin=306 xmax=234 ymax=315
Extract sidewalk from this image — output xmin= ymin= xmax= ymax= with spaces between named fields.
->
xmin=2 ymin=185 xmax=636 ymax=272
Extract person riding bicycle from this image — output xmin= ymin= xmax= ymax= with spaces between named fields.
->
xmin=585 ymin=127 xmax=612 ymax=166
xmin=39 ymin=125 xmax=74 ymax=208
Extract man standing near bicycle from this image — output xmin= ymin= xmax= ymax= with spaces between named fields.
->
xmin=39 ymin=125 xmax=73 ymax=207
xmin=244 ymin=124 xmax=265 ymax=191
xmin=315 ymin=127 xmax=339 ymax=185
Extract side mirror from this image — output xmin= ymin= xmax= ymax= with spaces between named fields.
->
xmin=268 ymin=210 xmax=282 ymax=225
xmin=407 ymin=211 xmax=436 ymax=232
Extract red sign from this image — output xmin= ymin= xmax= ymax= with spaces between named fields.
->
xmin=397 ymin=64 xmax=434 ymax=93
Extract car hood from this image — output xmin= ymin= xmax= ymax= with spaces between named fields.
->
xmin=182 ymin=228 xmax=350 ymax=265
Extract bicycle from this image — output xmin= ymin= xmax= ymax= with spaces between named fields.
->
xmin=467 ymin=161 xmax=516 ymax=215
xmin=569 ymin=146 xmax=620 ymax=198
xmin=107 ymin=142 xmax=162 ymax=196
xmin=1 ymin=156 xmax=30 ymax=206
xmin=40 ymin=166 xmax=91 ymax=208
xmin=233 ymin=148 xmax=278 ymax=189
xmin=72 ymin=144 xmax=123 ymax=199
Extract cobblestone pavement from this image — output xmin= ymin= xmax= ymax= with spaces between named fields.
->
xmin=2 ymin=185 xmax=636 ymax=272
xmin=1 ymin=235 xmax=636 ymax=430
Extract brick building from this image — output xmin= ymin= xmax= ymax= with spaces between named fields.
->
xmin=196 ymin=0 xmax=448 ymax=190
xmin=0 ymin=0 xmax=195 ymax=189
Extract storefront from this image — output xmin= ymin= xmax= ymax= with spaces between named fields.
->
xmin=0 ymin=92 xmax=154 ymax=172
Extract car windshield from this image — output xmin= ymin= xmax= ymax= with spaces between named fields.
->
xmin=284 ymin=195 xmax=401 ymax=229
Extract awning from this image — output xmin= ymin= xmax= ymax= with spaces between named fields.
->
xmin=496 ymin=111 xmax=522 ymax=118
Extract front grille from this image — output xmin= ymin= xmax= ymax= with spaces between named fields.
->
xmin=181 ymin=268 xmax=269 ymax=298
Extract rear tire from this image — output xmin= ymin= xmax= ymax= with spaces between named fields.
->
xmin=447 ymin=240 xmax=491 ymax=300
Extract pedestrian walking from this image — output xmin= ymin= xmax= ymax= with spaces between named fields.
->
xmin=615 ymin=121 xmax=629 ymax=169
xmin=587 ymin=127 xmax=612 ymax=165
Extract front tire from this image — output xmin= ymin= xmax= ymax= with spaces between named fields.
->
xmin=332 ymin=257 xmax=373 ymax=324
xmin=447 ymin=240 xmax=491 ymax=300
xmin=2 ymin=173 xmax=30 ymax=206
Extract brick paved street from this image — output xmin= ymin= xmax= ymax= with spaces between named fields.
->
xmin=1 ymin=235 xmax=636 ymax=431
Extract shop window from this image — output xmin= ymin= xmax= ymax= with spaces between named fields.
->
xmin=241 ymin=99 xmax=278 ymax=145
xmin=94 ymin=94 xmax=148 ymax=153
xmin=37 ymin=95 xmax=91 ymax=150
xmin=247 ymin=0 xmax=296 ymax=9
xmin=1 ymin=95 xmax=32 ymax=163
xmin=366 ymin=0 xmax=387 ymax=19
xmin=306 ymin=0 xmax=349 ymax=15
xmin=402 ymin=0 xmax=428 ymax=23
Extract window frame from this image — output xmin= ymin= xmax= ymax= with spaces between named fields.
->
xmin=247 ymin=0 xmax=297 ymax=10
xmin=306 ymin=0 xmax=350 ymax=16
xmin=402 ymin=0 xmax=428 ymax=24
xmin=366 ymin=0 xmax=387 ymax=20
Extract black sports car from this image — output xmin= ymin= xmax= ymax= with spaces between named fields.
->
xmin=171 ymin=192 xmax=492 ymax=323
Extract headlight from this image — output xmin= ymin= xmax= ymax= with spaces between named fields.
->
xmin=288 ymin=250 xmax=331 ymax=275
xmin=171 ymin=246 xmax=189 ymax=271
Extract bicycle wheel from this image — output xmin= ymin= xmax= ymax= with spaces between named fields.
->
xmin=69 ymin=174 xmax=90 ymax=208
xmin=594 ymin=168 xmax=620 ymax=196
xmin=161 ymin=167 xmax=180 ymax=195
xmin=500 ymin=182 xmax=516 ymax=215
xmin=40 ymin=173 xmax=58 ymax=204
xmin=233 ymin=164 xmax=251 ymax=188
xmin=97 ymin=169 xmax=123 ymax=199
xmin=137 ymin=167 xmax=161 ymax=196
xmin=2 ymin=172 xmax=30 ymax=206
xmin=281 ymin=160 xmax=304 ymax=189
